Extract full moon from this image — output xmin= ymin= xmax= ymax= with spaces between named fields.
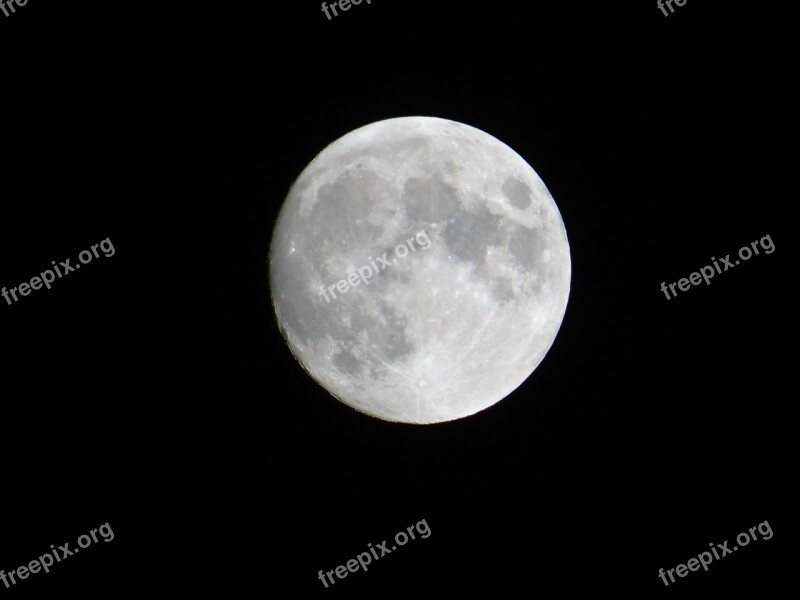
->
xmin=269 ymin=116 xmax=571 ymax=424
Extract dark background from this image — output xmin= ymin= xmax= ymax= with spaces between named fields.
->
xmin=0 ymin=0 xmax=790 ymax=596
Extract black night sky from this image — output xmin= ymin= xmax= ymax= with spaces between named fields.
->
xmin=0 ymin=1 xmax=790 ymax=596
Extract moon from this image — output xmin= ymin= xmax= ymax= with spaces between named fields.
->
xmin=269 ymin=116 xmax=571 ymax=424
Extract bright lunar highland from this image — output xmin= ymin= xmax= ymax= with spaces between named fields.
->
xmin=269 ymin=116 xmax=571 ymax=424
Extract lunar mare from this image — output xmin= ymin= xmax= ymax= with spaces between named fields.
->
xmin=269 ymin=116 xmax=571 ymax=424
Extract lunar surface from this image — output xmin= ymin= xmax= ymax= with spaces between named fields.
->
xmin=269 ymin=116 xmax=571 ymax=424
